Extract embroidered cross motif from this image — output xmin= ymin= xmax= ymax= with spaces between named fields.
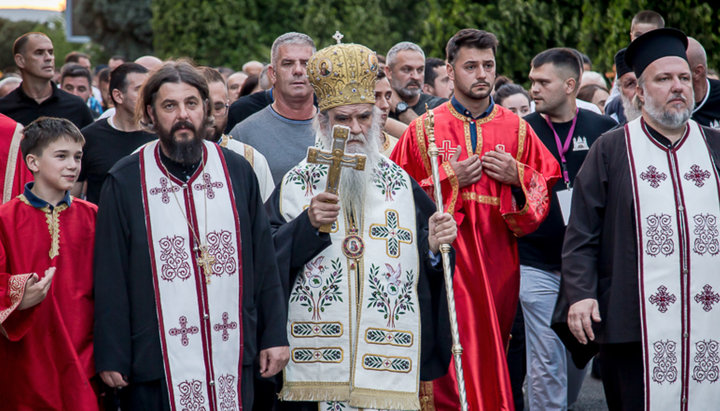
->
xmin=694 ymin=284 xmax=720 ymax=312
xmin=369 ymin=210 xmax=413 ymax=257
xmin=213 ymin=312 xmax=238 ymax=341
xmin=684 ymin=164 xmax=711 ymax=187
xmin=150 ymin=177 xmax=180 ymax=204
xmin=640 ymin=165 xmax=667 ymax=188
xmin=649 ymin=285 xmax=677 ymax=313
xmin=193 ymin=173 xmax=224 ymax=199
xmin=438 ymin=140 xmax=457 ymax=163
xmin=169 ymin=316 xmax=199 ymax=347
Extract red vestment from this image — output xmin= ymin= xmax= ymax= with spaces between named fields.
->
xmin=0 ymin=113 xmax=32 ymax=203
xmin=391 ymin=102 xmax=560 ymax=410
xmin=0 ymin=196 xmax=98 ymax=410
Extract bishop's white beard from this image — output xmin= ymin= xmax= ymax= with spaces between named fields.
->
xmin=317 ymin=106 xmax=384 ymax=212
xmin=622 ymin=93 xmax=642 ymax=122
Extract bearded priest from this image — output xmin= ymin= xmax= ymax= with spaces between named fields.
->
xmin=266 ymin=40 xmax=457 ymax=411
xmin=93 ymin=61 xmax=289 ymax=410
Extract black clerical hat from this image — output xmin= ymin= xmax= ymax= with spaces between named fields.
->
xmin=614 ymin=48 xmax=632 ymax=78
xmin=625 ymin=28 xmax=688 ymax=78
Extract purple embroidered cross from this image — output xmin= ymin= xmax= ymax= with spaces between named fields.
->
xmin=169 ymin=316 xmax=199 ymax=346
xmin=193 ymin=173 xmax=224 ymax=199
xmin=684 ymin=164 xmax=711 ymax=187
xmin=649 ymin=285 xmax=677 ymax=313
xmin=213 ymin=312 xmax=238 ymax=341
xmin=149 ymin=177 xmax=180 ymax=204
xmin=640 ymin=165 xmax=667 ymax=188
xmin=695 ymin=284 xmax=720 ymax=312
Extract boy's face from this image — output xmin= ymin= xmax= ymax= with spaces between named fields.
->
xmin=26 ymin=137 xmax=83 ymax=194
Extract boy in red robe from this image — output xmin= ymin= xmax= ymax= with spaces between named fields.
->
xmin=0 ymin=117 xmax=98 ymax=410
xmin=391 ymin=29 xmax=560 ymax=410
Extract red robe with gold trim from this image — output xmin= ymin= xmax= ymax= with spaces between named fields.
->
xmin=0 ymin=196 xmax=98 ymax=410
xmin=0 ymin=114 xmax=32 ymax=203
xmin=391 ymin=102 xmax=560 ymax=411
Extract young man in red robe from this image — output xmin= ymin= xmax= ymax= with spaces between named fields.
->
xmin=391 ymin=29 xmax=560 ymax=410
xmin=0 ymin=117 xmax=98 ymax=410
xmin=0 ymin=112 xmax=32 ymax=203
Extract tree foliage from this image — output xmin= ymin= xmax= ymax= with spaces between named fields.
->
xmin=146 ymin=0 xmax=720 ymax=85
xmin=75 ymin=0 xmax=153 ymax=60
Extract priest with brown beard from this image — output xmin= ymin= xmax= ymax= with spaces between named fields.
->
xmin=93 ymin=61 xmax=288 ymax=410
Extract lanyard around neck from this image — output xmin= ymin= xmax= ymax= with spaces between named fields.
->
xmin=544 ymin=108 xmax=579 ymax=188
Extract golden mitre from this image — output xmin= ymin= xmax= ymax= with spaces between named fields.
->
xmin=307 ymin=42 xmax=378 ymax=111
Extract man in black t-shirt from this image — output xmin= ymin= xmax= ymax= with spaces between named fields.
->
xmin=384 ymin=42 xmax=446 ymax=125
xmin=521 ymin=48 xmax=617 ymax=410
xmin=687 ymin=37 xmax=720 ymax=129
xmin=0 ymin=32 xmax=93 ymax=129
xmin=77 ymin=63 xmax=154 ymax=203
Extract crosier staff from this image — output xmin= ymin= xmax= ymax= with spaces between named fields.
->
xmin=424 ymin=104 xmax=468 ymax=411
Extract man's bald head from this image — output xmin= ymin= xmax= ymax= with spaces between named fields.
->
xmin=134 ymin=55 xmax=163 ymax=72
xmin=242 ymin=61 xmax=264 ymax=76
xmin=686 ymin=37 xmax=707 ymax=70
xmin=13 ymin=32 xmax=49 ymax=56
xmin=227 ymin=71 xmax=248 ymax=102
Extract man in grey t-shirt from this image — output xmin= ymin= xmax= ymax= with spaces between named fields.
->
xmin=230 ymin=32 xmax=317 ymax=184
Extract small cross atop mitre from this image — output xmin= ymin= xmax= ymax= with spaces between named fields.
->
xmin=332 ymin=31 xmax=344 ymax=44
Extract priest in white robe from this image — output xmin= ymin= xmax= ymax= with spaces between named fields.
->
xmin=266 ymin=41 xmax=457 ymax=411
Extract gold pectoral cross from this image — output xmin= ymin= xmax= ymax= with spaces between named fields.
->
xmin=306 ymin=125 xmax=366 ymax=233
xmin=196 ymin=244 xmax=215 ymax=284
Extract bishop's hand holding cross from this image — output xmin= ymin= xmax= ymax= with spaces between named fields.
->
xmin=306 ymin=125 xmax=366 ymax=233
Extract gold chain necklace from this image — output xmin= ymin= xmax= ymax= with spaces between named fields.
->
xmin=158 ymin=151 xmax=216 ymax=284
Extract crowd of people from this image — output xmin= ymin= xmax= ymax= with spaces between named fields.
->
xmin=1 ymin=7 xmax=720 ymax=411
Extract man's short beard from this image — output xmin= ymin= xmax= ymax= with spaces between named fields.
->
xmin=157 ymin=120 xmax=205 ymax=165
xmin=316 ymin=106 xmax=384 ymax=211
xmin=462 ymin=81 xmax=493 ymax=100
xmin=643 ymin=88 xmax=694 ymax=130
xmin=622 ymin=93 xmax=642 ymax=122
xmin=392 ymin=77 xmax=422 ymax=100
xmin=396 ymin=86 xmax=421 ymax=100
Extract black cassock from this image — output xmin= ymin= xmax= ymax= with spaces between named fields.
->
xmin=265 ymin=177 xmax=453 ymax=410
xmin=93 ymin=147 xmax=287 ymax=410
xmin=552 ymin=124 xmax=720 ymax=367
